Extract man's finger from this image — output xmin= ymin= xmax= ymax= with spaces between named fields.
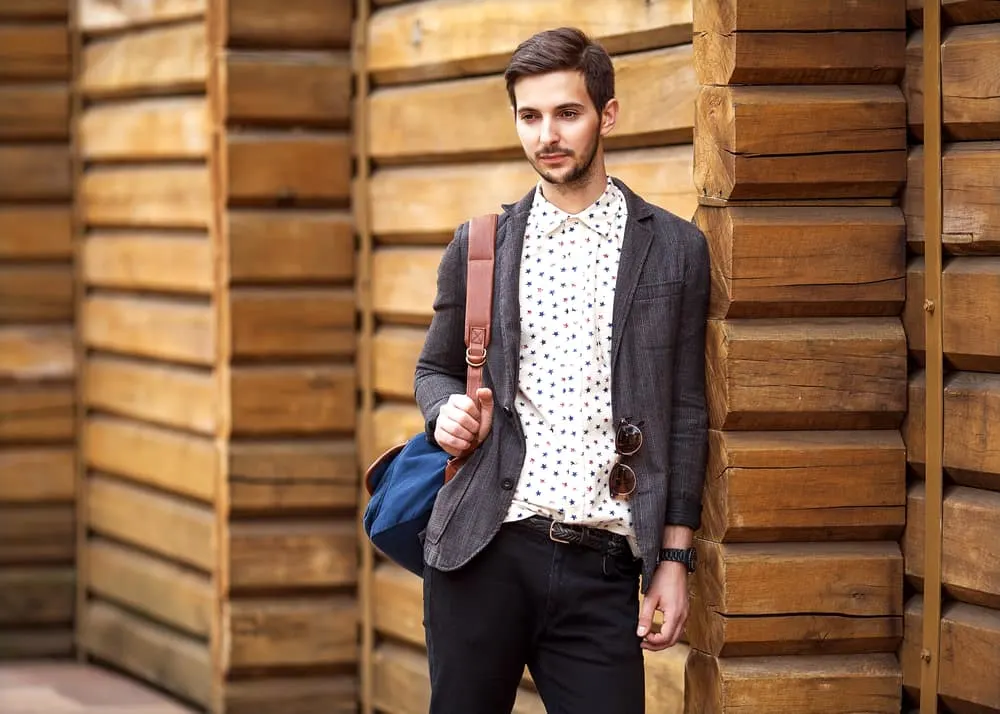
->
xmin=636 ymin=595 xmax=658 ymax=637
xmin=475 ymin=388 xmax=494 ymax=442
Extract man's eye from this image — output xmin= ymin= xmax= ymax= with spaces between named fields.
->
xmin=520 ymin=114 xmax=536 ymax=121
xmin=561 ymin=111 xmax=578 ymax=119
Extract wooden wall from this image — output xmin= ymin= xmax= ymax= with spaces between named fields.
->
xmin=686 ymin=1 xmax=910 ymax=711
xmin=900 ymin=1 xmax=1000 ymax=711
xmin=0 ymin=0 xmax=75 ymax=660
xmin=358 ymin=0 xmax=697 ymax=711
xmin=73 ymin=1 xmax=359 ymax=711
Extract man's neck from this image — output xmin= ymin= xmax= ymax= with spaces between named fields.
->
xmin=539 ymin=169 xmax=610 ymax=215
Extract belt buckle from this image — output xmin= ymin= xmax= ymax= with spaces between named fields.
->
xmin=549 ymin=520 xmax=572 ymax=545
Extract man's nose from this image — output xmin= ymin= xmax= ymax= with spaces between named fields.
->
xmin=539 ymin=118 xmax=558 ymax=146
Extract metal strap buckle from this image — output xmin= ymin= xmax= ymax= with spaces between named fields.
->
xmin=549 ymin=521 xmax=573 ymax=545
xmin=466 ymin=347 xmax=487 ymax=367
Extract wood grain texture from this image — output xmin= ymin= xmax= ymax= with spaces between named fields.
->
xmin=701 ymin=430 xmax=906 ymax=543
xmin=942 ymin=371 xmax=1000 ymax=491
xmin=229 ymin=288 xmax=356 ymax=359
xmin=694 ymin=0 xmax=905 ymax=32
xmin=368 ymin=44 xmax=696 ymax=163
xmin=225 ymin=132 xmax=351 ymax=204
xmin=371 ymin=248 xmax=442 ymax=325
xmin=0 ymin=504 xmax=73 ymax=563
xmin=80 ymin=166 xmax=211 ymax=228
xmin=707 ymin=318 xmax=908 ymax=430
xmin=697 ymin=205 xmax=905 ymax=318
xmin=943 ymin=257 xmax=1000 ymax=371
xmin=228 ymin=520 xmax=356 ymax=590
xmin=0 ymin=208 xmax=72 ymax=260
xmin=0 ymin=325 xmax=73 ymax=382
xmin=0 ymin=0 xmax=67 ymax=19
xmin=0 ymin=145 xmax=71 ymax=201
xmin=220 ymin=676 xmax=357 ymax=714
xmin=0 ymin=84 xmax=69 ymax=140
xmin=0 ymin=447 xmax=74 ymax=503
xmin=229 ymin=365 xmax=356 ymax=435
xmin=0 ymin=567 xmax=74 ymax=625
xmin=0 ymin=23 xmax=69 ymax=80
xmin=79 ymin=97 xmax=208 ymax=161
xmin=0 ymin=384 xmax=74 ymax=444
xmin=226 ymin=0 xmax=353 ymax=49
xmin=695 ymin=85 xmax=907 ymax=201
xmin=0 ymin=265 xmax=73 ymax=323
xmin=372 ymin=326 xmax=426 ymax=399
xmin=78 ymin=0 xmax=204 ymax=33
xmin=368 ymin=0 xmax=692 ymax=83
xmin=82 ymin=233 xmax=212 ymax=293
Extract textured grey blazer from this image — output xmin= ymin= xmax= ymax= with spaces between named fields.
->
xmin=414 ymin=178 xmax=710 ymax=591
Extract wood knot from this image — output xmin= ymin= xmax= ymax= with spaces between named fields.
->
xmin=923 ymin=299 xmax=935 ymax=313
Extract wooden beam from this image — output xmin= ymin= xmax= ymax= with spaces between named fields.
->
xmin=0 ymin=447 xmax=74 ymax=503
xmin=82 ymin=233 xmax=213 ymax=294
xmin=693 ymin=0 xmax=905 ymax=32
xmin=226 ymin=0 xmax=354 ymax=49
xmin=229 ymin=365 xmax=356 ymax=435
xmin=0 ymin=207 xmax=72 ymax=260
xmin=0 ymin=23 xmax=69 ymax=80
xmin=228 ymin=519 xmax=356 ymax=590
xmin=229 ymin=288 xmax=356 ymax=359
xmin=79 ymin=98 xmax=209 ymax=161
xmin=0 ymin=84 xmax=69 ymax=140
xmin=80 ymin=166 xmax=212 ymax=228
xmin=0 ymin=145 xmax=71 ymax=201
xmin=0 ymin=325 xmax=74 ymax=382
xmin=0 ymin=504 xmax=74 ymax=564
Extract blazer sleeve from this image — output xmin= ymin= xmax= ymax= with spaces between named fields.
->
xmin=665 ymin=224 xmax=711 ymax=530
xmin=414 ymin=222 xmax=469 ymax=442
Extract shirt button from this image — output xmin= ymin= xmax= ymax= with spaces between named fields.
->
xmin=501 ymin=478 xmax=514 ymax=490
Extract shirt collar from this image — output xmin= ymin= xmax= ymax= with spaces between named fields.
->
xmin=528 ymin=177 xmax=625 ymax=241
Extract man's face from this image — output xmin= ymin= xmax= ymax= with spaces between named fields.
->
xmin=512 ymin=70 xmax=616 ymax=188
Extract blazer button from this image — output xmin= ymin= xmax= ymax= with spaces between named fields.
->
xmin=503 ymin=405 xmax=512 ymax=417
xmin=501 ymin=478 xmax=514 ymax=490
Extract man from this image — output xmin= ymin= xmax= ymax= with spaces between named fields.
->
xmin=413 ymin=26 xmax=709 ymax=714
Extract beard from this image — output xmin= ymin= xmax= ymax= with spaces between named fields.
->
xmin=529 ymin=127 xmax=601 ymax=188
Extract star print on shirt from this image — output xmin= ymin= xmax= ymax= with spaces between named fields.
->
xmin=504 ymin=177 xmax=635 ymax=546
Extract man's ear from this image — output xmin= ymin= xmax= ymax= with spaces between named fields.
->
xmin=600 ymin=98 xmax=619 ymax=137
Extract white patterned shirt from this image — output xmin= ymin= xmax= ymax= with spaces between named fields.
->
xmin=503 ymin=177 xmax=635 ymax=546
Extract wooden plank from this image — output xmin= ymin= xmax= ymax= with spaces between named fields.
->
xmin=221 ymin=677 xmax=358 ymax=714
xmin=695 ymin=85 xmax=907 ymax=202
xmin=0 ymin=325 xmax=74 ymax=382
xmin=942 ymin=24 xmax=1000 ymax=141
xmin=0 ymin=207 xmax=72 ymax=260
xmin=696 ymin=206 xmax=905 ymax=319
xmin=901 ymin=597 xmax=1000 ymax=712
xmin=87 ymin=538 xmax=213 ymax=637
xmin=943 ymin=258 xmax=1000 ymax=371
xmin=707 ymin=318 xmax=908 ymax=431
xmin=905 ymin=143 xmax=1000 ymax=255
xmin=80 ymin=165 xmax=211 ymax=228
xmin=85 ymin=355 xmax=216 ymax=434
xmin=0 ymin=504 xmax=73 ymax=563
xmin=230 ymin=365 xmax=356 ymax=435
xmin=230 ymin=288 xmax=356 ymax=358
xmin=685 ymin=651 xmax=902 ymax=713
xmin=0 ymin=1 xmax=67 ymax=19
xmin=228 ymin=439 xmax=357 ymax=513
xmin=79 ymin=97 xmax=209 ymax=161
xmin=85 ymin=416 xmax=217 ymax=502
xmin=903 ymin=257 xmax=925 ymax=363
xmin=82 ymin=600 xmax=212 ymax=707
xmin=904 ymin=483 xmax=1000 ymax=608
xmin=943 ymin=371 xmax=1000 ymax=491
xmin=0 ymin=24 xmax=68 ymax=80
xmin=693 ymin=0 xmax=905 ymax=32
xmin=78 ymin=0 xmax=205 ymax=33
xmin=0 ymin=384 xmax=74 ymax=443
xmin=82 ymin=232 xmax=212 ymax=293
xmin=370 ymin=145 xmax=696 ymax=240
xmin=370 ymin=404 xmax=425 ymax=465
xmin=228 ymin=519 xmax=356 ymax=589
xmin=903 ymin=370 xmax=926 ymax=478
xmin=368 ymin=0 xmax=693 ymax=84
xmin=0 ymin=630 xmax=73 ymax=658
xmin=368 ymin=45 xmax=696 ymax=163
xmin=695 ymin=30 xmax=905 ymax=86
xmin=689 ymin=540 xmax=902 ymax=657
xmin=80 ymin=22 xmax=207 ymax=98
xmin=223 ymin=51 xmax=351 ymax=126
xmin=82 ymin=294 xmax=215 ymax=366
xmin=372 ymin=562 xmax=424 ymax=647
xmin=228 ymin=209 xmax=355 ymax=283
xmin=227 ymin=0 xmax=353 ymax=49
xmin=644 ymin=648 xmax=688 ymax=712
xmin=0 ymin=84 xmax=68 ymax=140
xmin=226 ymin=132 xmax=352 ymax=204
xmin=0 ymin=447 xmax=74 ymax=503
xmin=224 ymin=597 xmax=357 ymax=669
xmin=0 ymin=265 xmax=73 ymax=323
xmin=372 ymin=248 xmax=442 ymax=325
xmin=87 ymin=475 xmax=215 ymax=572
xmin=0 ymin=145 xmax=70 ymax=201
xmin=702 ymin=430 xmax=906 ymax=544
xmin=373 ymin=326 xmax=425 ymax=399
xmin=0 ymin=567 xmax=74 ymax=625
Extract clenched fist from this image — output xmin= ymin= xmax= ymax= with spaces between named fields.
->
xmin=434 ymin=388 xmax=495 ymax=457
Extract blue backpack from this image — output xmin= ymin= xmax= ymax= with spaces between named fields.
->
xmin=363 ymin=214 xmax=498 ymax=576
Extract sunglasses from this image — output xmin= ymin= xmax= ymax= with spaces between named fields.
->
xmin=609 ymin=417 xmax=643 ymax=500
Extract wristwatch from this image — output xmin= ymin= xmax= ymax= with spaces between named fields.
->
xmin=658 ymin=547 xmax=698 ymax=573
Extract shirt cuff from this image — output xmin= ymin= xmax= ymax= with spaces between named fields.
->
xmin=665 ymin=497 xmax=702 ymax=531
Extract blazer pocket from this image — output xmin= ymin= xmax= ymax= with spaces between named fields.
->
xmin=633 ymin=279 xmax=683 ymax=301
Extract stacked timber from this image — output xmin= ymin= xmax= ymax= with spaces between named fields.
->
xmin=900 ymin=4 xmax=1000 ymax=711
xmin=687 ymin=1 xmax=910 ymax=711
xmin=360 ymin=1 xmax=698 ymax=711
xmin=0 ymin=0 xmax=75 ymax=660
xmin=75 ymin=0 xmax=358 ymax=711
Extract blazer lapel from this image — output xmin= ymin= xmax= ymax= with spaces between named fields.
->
xmin=494 ymin=189 xmax=534 ymax=407
xmin=610 ymin=181 xmax=656 ymax=371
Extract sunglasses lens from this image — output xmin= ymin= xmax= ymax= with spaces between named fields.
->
xmin=610 ymin=463 xmax=636 ymax=498
xmin=616 ymin=423 xmax=642 ymax=455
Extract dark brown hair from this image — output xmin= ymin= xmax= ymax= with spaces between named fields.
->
xmin=503 ymin=27 xmax=615 ymax=113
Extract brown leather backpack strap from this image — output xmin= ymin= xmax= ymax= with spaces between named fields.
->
xmin=444 ymin=213 xmax=497 ymax=483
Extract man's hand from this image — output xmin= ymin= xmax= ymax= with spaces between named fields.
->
xmin=434 ymin=388 xmax=494 ymax=457
xmin=636 ymin=561 xmax=689 ymax=651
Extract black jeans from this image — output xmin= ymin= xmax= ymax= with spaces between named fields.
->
xmin=423 ymin=519 xmax=645 ymax=714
